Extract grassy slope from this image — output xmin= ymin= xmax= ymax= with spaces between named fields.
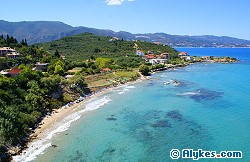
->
xmin=84 ymin=71 xmax=140 ymax=92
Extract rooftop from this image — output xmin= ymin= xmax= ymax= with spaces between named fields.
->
xmin=8 ymin=68 xmax=21 ymax=75
xmin=0 ymin=47 xmax=15 ymax=51
xmin=35 ymin=62 xmax=49 ymax=66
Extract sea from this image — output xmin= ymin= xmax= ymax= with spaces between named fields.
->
xmin=13 ymin=48 xmax=250 ymax=162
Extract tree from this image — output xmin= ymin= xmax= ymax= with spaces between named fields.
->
xmin=94 ymin=48 xmax=101 ymax=53
xmin=54 ymin=49 xmax=60 ymax=58
xmin=25 ymin=80 xmax=45 ymax=111
xmin=21 ymin=39 xmax=28 ymax=46
xmin=96 ymin=58 xmax=113 ymax=69
xmin=54 ymin=64 xmax=64 ymax=75
xmin=139 ymin=64 xmax=150 ymax=76
xmin=90 ymin=55 xmax=95 ymax=60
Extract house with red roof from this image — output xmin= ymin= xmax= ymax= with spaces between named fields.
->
xmin=178 ymin=52 xmax=189 ymax=57
xmin=145 ymin=53 xmax=169 ymax=65
xmin=100 ymin=68 xmax=111 ymax=73
xmin=146 ymin=54 xmax=155 ymax=59
xmin=8 ymin=68 xmax=21 ymax=77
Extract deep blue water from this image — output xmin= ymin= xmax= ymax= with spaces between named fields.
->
xmin=177 ymin=47 xmax=250 ymax=61
xmin=15 ymin=48 xmax=250 ymax=162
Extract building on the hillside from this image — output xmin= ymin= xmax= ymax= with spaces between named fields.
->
xmin=149 ymin=59 xmax=168 ymax=65
xmin=109 ymin=37 xmax=119 ymax=42
xmin=148 ymin=58 xmax=168 ymax=65
xmin=202 ymin=56 xmax=211 ymax=61
xmin=100 ymin=68 xmax=111 ymax=73
xmin=182 ymin=56 xmax=194 ymax=61
xmin=145 ymin=53 xmax=169 ymax=65
xmin=0 ymin=47 xmax=16 ymax=56
xmin=147 ymin=51 xmax=154 ymax=54
xmin=35 ymin=62 xmax=49 ymax=71
xmin=136 ymin=50 xmax=144 ymax=56
xmin=8 ymin=68 xmax=21 ymax=77
xmin=7 ymin=52 xmax=20 ymax=59
xmin=0 ymin=70 xmax=9 ymax=76
xmin=145 ymin=54 xmax=155 ymax=60
xmin=61 ymin=55 xmax=66 ymax=60
xmin=178 ymin=52 xmax=188 ymax=57
xmin=160 ymin=53 xmax=170 ymax=59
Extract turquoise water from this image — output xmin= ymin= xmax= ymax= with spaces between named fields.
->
xmin=23 ymin=48 xmax=250 ymax=161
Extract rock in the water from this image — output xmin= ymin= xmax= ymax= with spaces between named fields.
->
xmin=106 ymin=117 xmax=117 ymax=121
xmin=151 ymin=120 xmax=171 ymax=128
xmin=166 ymin=110 xmax=183 ymax=121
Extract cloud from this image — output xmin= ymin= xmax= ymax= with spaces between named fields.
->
xmin=105 ymin=0 xmax=124 ymax=5
xmin=105 ymin=0 xmax=134 ymax=6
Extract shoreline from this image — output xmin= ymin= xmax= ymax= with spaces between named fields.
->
xmin=11 ymin=76 xmax=147 ymax=161
xmin=10 ymin=58 xmax=237 ymax=161
xmin=33 ymin=77 xmax=145 ymax=138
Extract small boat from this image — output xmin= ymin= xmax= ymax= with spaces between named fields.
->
xmin=163 ymin=81 xmax=170 ymax=85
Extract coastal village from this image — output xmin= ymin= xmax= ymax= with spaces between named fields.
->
xmin=0 ymin=44 xmax=237 ymax=77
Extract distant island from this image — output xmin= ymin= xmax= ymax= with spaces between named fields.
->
xmin=0 ymin=20 xmax=250 ymax=47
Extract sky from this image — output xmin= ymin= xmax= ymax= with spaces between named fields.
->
xmin=2 ymin=0 xmax=250 ymax=40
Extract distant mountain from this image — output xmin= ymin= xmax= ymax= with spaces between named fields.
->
xmin=1 ymin=20 xmax=250 ymax=47
xmin=0 ymin=20 xmax=74 ymax=43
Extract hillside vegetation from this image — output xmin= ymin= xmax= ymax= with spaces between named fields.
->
xmin=37 ymin=33 xmax=178 ymax=61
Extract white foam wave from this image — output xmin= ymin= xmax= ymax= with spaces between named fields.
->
xmin=47 ymin=113 xmax=81 ymax=140
xmin=13 ymin=96 xmax=112 ymax=162
xmin=118 ymin=89 xmax=129 ymax=94
xmin=180 ymin=92 xmax=200 ymax=96
xmin=81 ymin=96 xmax=112 ymax=112
xmin=118 ymin=85 xmax=135 ymax=95
xmin=125 ymin=85 xmax=136 ymax=89
xmin=12 ymin=139 xmax=52 ymax=162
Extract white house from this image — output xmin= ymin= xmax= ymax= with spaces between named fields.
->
xmin=7 ymin=51 xmax=20 ymax=59
xmin=149 ymin=59 xmax=168 ymax=65
xmin=35 ymin=62 xmax=49 ymax=71
xmin=160 ymin=53 xmax=170 ymax=59
xmin=136 ymin=50 xmax=144 ymax=56
xmin=0 ymin=47 xmax=16 ymax=56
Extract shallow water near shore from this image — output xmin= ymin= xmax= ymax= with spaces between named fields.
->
xmin=16 ymin=48 xmax=250 ymax=162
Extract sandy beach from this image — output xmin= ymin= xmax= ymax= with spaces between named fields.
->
xmin=32 ymin=75 xmax=149 ymax=140
xmin=12 ymin=77 xmax=147 ymax=161
xmin=33 ymin=86 xmax=115 ymax=139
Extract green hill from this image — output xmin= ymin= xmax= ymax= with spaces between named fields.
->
xmin=37 ymin=33 xmax=179 ymax=61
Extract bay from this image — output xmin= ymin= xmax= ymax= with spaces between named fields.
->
xmin=29 ymin=48 xmax=250 ymax=162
